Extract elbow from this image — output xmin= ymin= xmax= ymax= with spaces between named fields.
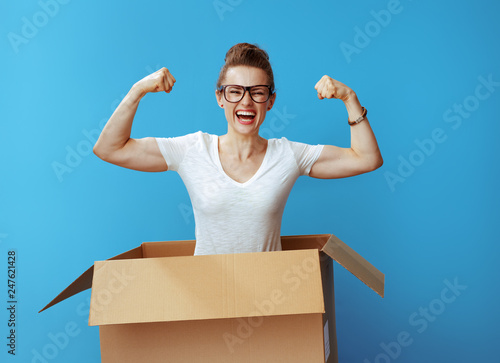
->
xmin=93 ymin=143 xmax=103 ymax=160
xmin=370 ymin=147 xmax=384 ymax=171
xmin=365 ymin=154 xmax=383 ymax=173
xmin=93 ymin=142 xmax=110 ymax=162
xmin=374 ymin=155 xmax=384 ymax=170
xmin=93 ymin=138 xmax=131 ymax=165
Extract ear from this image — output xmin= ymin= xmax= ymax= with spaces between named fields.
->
xmin=267 ymin=92 xmax=276 ymax=111
xmin=215 ymin=89 xmax=224 ymax=107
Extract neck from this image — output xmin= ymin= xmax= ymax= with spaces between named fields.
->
xmin=219 ymin=129 xmax=267 ymax=160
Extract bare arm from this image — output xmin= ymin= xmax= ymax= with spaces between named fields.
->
xmin=309 ymin=76 xmax=383 ymax=179
xmin=93 ymin=68 xmax=176 ymax=172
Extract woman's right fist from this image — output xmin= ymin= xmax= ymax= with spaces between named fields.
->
xmin=135 ymin=67 xmax=176 ymax=95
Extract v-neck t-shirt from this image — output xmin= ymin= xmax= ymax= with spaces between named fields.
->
xmin=156 ymin=131 xmax=324 ymax=255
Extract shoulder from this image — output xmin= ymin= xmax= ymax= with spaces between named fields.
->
xmin=268 ymin=137 xmax=324 ymax=175
xmin=192 ymin=131 xmax=218 ymax=145
xmin=268 ymin=137 xmax=318 ymax=152
xmin=155 ymin=131 xmax=216 ymax=159
xmin=155 ymin=131 xmax=217 ymax=171
xmin=268 ymin=136 xmax=291 ymax=149
xmin=267 ymin=137 xmax=308 ymax=162
xmin=180 ymin=130 xmax=214 ymax=141
xmin=157 ymin=131 xmax=215 ymax=145
xmin=198 ymin=131 xmax=217 ymax=144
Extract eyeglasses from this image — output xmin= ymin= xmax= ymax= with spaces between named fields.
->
xmin=219 ymin=85 xmax=273 ymax=103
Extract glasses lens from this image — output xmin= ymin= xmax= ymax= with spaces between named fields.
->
xmin=250 ymin=86 xmax=270 ymax=103
xmin=225 ymin=86 xmax=245 ymax=102
xmin=224 ymin=86 xmax=271 ymax=103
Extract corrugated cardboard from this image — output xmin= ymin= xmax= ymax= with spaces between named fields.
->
xmin=41 ymin=234 xmax=384 ymax=363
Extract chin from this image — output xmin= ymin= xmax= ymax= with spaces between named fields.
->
xmin=231 ymin=118 xmax=260 ymax=133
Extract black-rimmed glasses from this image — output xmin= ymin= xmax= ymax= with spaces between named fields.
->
xmin=219 ymin=85 xmax=273 ymax=103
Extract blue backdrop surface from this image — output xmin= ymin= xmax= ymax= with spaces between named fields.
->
xmin=1 ymin=0 xmax=499 ymax=362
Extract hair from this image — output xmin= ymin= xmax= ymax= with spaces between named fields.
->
xmin=216 ymin=43 xmax=275 ymax=92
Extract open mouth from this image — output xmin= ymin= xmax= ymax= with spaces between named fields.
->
xmin=236 ymin=111 xmax=256 ymax=124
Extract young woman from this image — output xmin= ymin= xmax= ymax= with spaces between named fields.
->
xmin=93 ymin=43 xmax=383 ymax=255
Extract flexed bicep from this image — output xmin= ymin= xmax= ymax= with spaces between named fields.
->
xmin=93 ymin=67 xmax=176 ymax=172
xmin=104 ymin=137 xmax=168 ymax=172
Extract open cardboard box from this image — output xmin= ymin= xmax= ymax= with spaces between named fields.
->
xmin=40 ymin=234 xmax=384 ymax=363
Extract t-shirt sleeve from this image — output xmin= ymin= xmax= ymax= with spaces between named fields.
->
xmin=155 ymin=131 xmax=201 ymax=171
xmin=287 ymin=139 xmax=325 ymax=176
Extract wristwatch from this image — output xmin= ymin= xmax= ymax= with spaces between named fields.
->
xmin=348 ymin=107 xmax=367 ymax=126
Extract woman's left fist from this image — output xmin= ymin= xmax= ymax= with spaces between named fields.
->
xmin=314 ymin=75 xmax=354 ymax=102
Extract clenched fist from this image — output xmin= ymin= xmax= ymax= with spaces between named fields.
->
xmin=314 ymin=75 xmax=354 ymax=102
xmin=134 ymin=67 xmax=176 ymax=95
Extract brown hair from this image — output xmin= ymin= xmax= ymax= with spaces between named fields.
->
xmin=216 ymin=43 xmax=275 ymax=92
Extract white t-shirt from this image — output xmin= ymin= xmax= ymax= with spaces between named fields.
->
xmin=156 ymin=131 xmax=324 ymax=255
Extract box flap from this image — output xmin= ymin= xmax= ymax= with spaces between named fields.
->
xmin=321 ymin=234 xmax=385 ymax=297
xmin=39 ymin=245 xmax=143 ymax=313
xmin=88 ymin=249 xmax=324 ymax=326
xmin=142 ymin=240 xmax=196 ymax=257
xmin=281 ymin=234 xmax=332 ymax=251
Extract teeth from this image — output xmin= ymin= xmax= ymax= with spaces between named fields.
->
xmin=237 ymin=111 xmax=256 ymax=116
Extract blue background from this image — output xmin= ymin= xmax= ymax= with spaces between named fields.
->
xmin=1 ymin=0 xmax=499 ymax=362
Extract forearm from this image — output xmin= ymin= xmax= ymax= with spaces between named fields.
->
xmin=344 ymin=94 xmax=383 ymax=169
xmin=93 ymin=84 xmax=146 ymax=159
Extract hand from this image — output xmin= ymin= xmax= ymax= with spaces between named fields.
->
xmin=314 ymin=75 xmax=354 ymax=102
xmin=134 ymin=67 xmax=176 ymax=95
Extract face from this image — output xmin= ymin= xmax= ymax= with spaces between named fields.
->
xmin=216 ymin=66 xmax=276 ymax=137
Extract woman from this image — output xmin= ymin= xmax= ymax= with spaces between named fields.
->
xmin=93 ymin=43 xmax=383 ymax=255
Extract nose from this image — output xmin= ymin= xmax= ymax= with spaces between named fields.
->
xmin=240 ymin=89 xmax=254 ymax=104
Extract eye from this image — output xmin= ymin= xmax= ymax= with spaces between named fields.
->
xmin=251 ymin=87 xmax=268 ymax=95
xmin=227 ymin=87 xmax=243 ymax=95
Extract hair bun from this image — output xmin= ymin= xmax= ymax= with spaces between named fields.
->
xmin=217 ymin=42 xmax=275 ymax=91
xmin=224 ymin=43 xmax=269 ymax=62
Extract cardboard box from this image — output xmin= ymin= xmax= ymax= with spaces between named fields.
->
xmin=40 ymin=234 xmax=384 ymax=362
